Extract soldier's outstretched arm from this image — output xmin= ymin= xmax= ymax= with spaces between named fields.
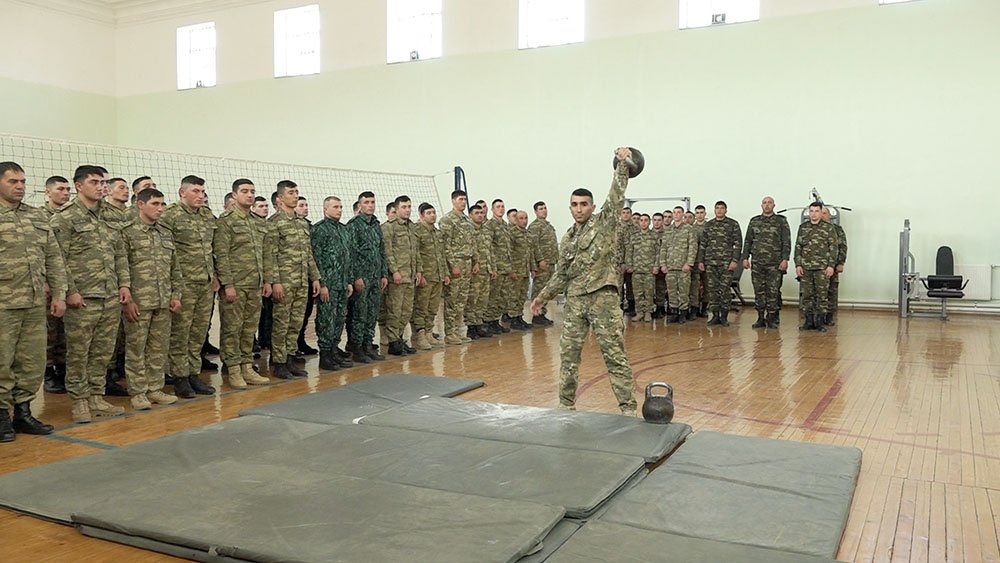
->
xmin=600 ymin=157 xmax=631 ymax=229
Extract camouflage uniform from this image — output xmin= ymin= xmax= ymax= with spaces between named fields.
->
xmin=467 ymin=220 xmax=493 ymax=327
xmin=618 ymin=221 xmax=640 ymax=312
xmin=659 ymin=222 xmax=698 ymax=312
xmin=742 ymin=213 xmax=791 ymax=314
xmin=103 ymin=204 xmax=129 ymax=374
xmin=527 ymin=217 xmax=559 ymax=315
xmin=439 ymin=209 xmax=477 ymax=338
xmin=689 ymin=220 xmax=707 ymax=312
xmin=214 ymin=206 xmax=271 ymax=368
xmin=120 ymin=220 xmax=182 ymax=396
xmin=652 ymin=226 xmax=667 ymax=311
xmin=794 ymin=221 xmax=838 ymax=316
xmin=268 ymin=209 xmax=320 ymax=364
xmin=0 ymin=202 xmax=67 ymax=410
xmin=41 ymin=205 xmax=67 ymax=370
xmin=381 ymin=216 xmax=420 ymax=344
xmin=160 ymin=202 xmax=216 ymax=377
xmin=412 ymin=220 xmax=447 ymax=334
xmin=311 ymin=217 xmax=355 ymax=353
xmin=507 ymin=223 xmax=532 ymax=319
xmin=828 ymin=222 xmax=848 ymax=320
xmin=51 ymin=199 xmax=128 ymax=401
xmin=628 ymin=229 xmax=659 ymax=316
xmin=485 ymin=216 xmax=512 ymax=324
xmin=346 ymin=213 xmax=388 ymax=348
xmin=699 ymin=217 xmax=742 ymax=315
xmin=535 ymin=161 xmax=637 ymax=413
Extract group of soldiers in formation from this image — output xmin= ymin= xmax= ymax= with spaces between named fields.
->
xmin=0 ymin=154 xmax=848 ymax=440
xmin=617 ymin=197 xmax=847 ymax=332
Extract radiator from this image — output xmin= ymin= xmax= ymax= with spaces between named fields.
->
xmin=954 ymin=264 xmax=992 ymax=300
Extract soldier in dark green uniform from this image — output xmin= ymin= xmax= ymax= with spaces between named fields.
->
xmin=795 ymin=202 xmax=838 ymax=332
xmin=346 ymin=191 xmax=389 ymax=362
xmin=312 ymin=196 xmax=356 ymax=370
xmin=742 ymin=196 xmax=791 ymax=329
xmin=42 ymin=175 xmax=71 ymax=394
xmin=822 ymin=207 xmax=848 ymax=326
xmin=0 ymin=162 xmax=67 ymax=441
xmin=698 ymin=201 xmax=742 ymax=326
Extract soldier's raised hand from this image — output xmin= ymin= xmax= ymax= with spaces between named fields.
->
xmin=615 ymin=147 xmax=632 ymax=162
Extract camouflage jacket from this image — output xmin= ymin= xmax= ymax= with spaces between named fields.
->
xmin=538 ymin=161 xmax=630 ymax=301
xmin=214 ymin=206 xmax=271 ymax=289
xmin=794 ymin=221 xmax=838 ymax=270
xmin=103 ymin=203 xmax=130 ymax=225
xmin=509 ymin=224 xmax=532 ymax=275
xmin=621 ymin=222 xmax=641 ymax=269
xmin=527 ymin=218 xmax=558 ymax=269
xmin=311 ymin=218 xmax=355 ymax=290
xmin=0 ymin=202 xmax=67 ymax=308
xmin=660 ymin=222 xmax=698 ymax=270
xmin=742 ymin=213 xmax=791 ymax=266
xmin=473 ymin=221 xmax=494 ymax=275
xmin=832 ymin=222 xmax=848 ymax=266
xmin=268 ymin=210 xmax=320 ymax=287
xmin=690 ymin=221 xmax=706 ymax=263
xmin=347 ymin=213 xmax=388 ymax=282
xmin=120 ymin=220 xmax=183 ymax=309
xmin=439 ymin=209 xmax=477 ymax=268
xmin=414 ymin=220 xmax=448 ymax=283
xmin=160 ymin=202 xmax=216 ymax=285
xmin=699 ymin=217 xmax=742 ymax=266
xmin=630 ymin=229 xmax=660 ymax=273
xmin=382 ymin=216 xmax=420 ymax=281
xmin=50 ymin=198 xmax=127 ymax=299
xmin=486 ymin=216 xmax=512 ymax=274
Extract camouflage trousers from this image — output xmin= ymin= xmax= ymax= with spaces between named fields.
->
xmin=383 ymin=282 xmax=415 ymax=342
xmin=485 ymin=275 xmax=507 ymax=322
xmin=827 ymin=273 xmax=840 ymax=314
xmin=620 ymin=273 xmax=635 ymax=310
xmin=65 ymin=296 xmax=119 ymax=400
xmin=219 ymin=287 xmax=262 ymax=367
xmin=124 ymin=307 xmax=171 ymax=396
xmin=46 ymin=303 xmax=66 ymax=367
xmin=532 ymin=269 xmax=553 ymax=315
xmin=506 ymin=274 xmax=529 ymax=318
xmin=632 ymin=272 xmax=654 ymax=314
xmin=690 ymin=269 xmax=707 ymax=308
xmin=666 ymin=270 xmax=691 ymax=310
xmin=349 ymin=278 xmax=382 ymax=347
xmin=751 ymin=264 xmax=783 ymax=313
xmin=466 ymin=273 xmax=490 ymax=325
xmin=0 ymin=306 xmax=46 ymax=410
xmin=558 ymin=286 xmax=636 ymax=411
xmin=800 ymin=270 xmax=830 ymax=315
xmin=654 ymin=272 xmax=667 ymax=308
xmin=443 ymin=260 xmax=471 ymax=335
xmin=412 ymin=282 xmax=442 ymax=333
xmin=705 ymin=264 xmax=731 ymax=313
xmin=169 ymin=280 xmax=214 ymax=377
xmin=316 ymin=289 xmax=350 ymax=352
xmin=272 ymin=284 xmax=308 ymax=364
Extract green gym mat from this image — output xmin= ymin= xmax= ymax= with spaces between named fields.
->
xmin=516 ymin=520 xmax=581 ymax=563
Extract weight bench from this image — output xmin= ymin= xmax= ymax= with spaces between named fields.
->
xmin=919 ymin=246 xmax=968 ymax=320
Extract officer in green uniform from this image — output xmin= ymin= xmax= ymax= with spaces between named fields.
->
xmin=312 ymin=196 xmax=356 ymax=370
xmin=742 ymin=196 xmax=791 ymax=329
xmin=698 ymin=201 xmax=742 ymax=327
xmin=822 ymin=207 xmax=848 ymax=326
xmin=346 ymin=191 xmax=389 ymax=362
xmin=795 ymin=202 xmax=838 ymax=333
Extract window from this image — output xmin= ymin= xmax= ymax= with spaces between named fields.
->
xmin=518 ymin=0 xmax=584 ymax=50
xmin=177 ymin=22 xmax=216 ymax=90
xmin=275 ymin=5 xmax=321 ymax=77
xmin=679 ymin=0 xmax=759 ymax=30
xmin=387 ymin=0 xmax=442 ymax=63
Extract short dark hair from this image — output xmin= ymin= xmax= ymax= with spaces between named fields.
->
xmin=652 ymin=213 xmax=663 ymax=219
xmin=714 ymin=201 xmax=727 ymax=209
xmin=297 ymin=196 xmax=306 ymax=202
xmin=694 ymin=205 xmax=706 ymax=211
xmin=474 ymin=200 xmax=486 ymax=207
xmin=640 ymin=214 xmax=650 ymax=219
xmin=232 ymin=178 xmax=254 ymax=192
xmin=809 ymin=202 xmax=823 ymax=210
xmin=685 ymin=211 xmax=695 ymax=216
xmin=223 ymin=193 xmax=234 ymax=204
xmin=136 ymin=188 xmax=164 ymax=204
xmin=254 ymin=196 xmax=266 ymax=203
xmin=0 ymin=161 xmax=24 ymax=176
xmin=491 ymin=198 xmax=503 ymax=206
xmin=181 ymin=175 xmax=205 ymax=186
xmin=451 ymin=190 xmax=467 ymax=200
xmin=270 ymin=191 xmax=278 ymax=206
xmin=358 ymin=191 xmax=375 ymax=200
xmin=533 ymin=201 xmax=546 ymax=211
xmin=506 ymin=208 xmax=518 ymax=216
xmin=469 ymin=204 xmax=483 ymax=212
xmin=132 ymin=176 xmax=151 ymax=190
xmin=674 ymin=206 xmax=685 ymax=212
xmin=418 ymin=202 xmax=435 ymax=214
xmin=352 ymin=201 xmax=359 ymax=212
xmin=45 ymin=175 xmax=68 ymax=186
xmin=108 ymin=177 xmax=126 ymax=186
xmin=395 ymin=195 xmax=411 ymax=205
xmin=385 ymin=202 xmax=397 ymax=213
xmin=95 ymin=166 xmax=109 ymax=175
xmin=571 ymin=188 xmax=593 ymax=201
xmin=73 ymin=165 xmax=104 ymax=184
xmin=276 ymin=180 xmax=297 ymax=195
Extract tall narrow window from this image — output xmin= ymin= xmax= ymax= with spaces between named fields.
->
xmin=387 ymin=0 xmax=442 ymax=63
xmin=177 ymin=22 xmax=216 ymax=90
xmin=275 ymin=5 xmax=321 ymax=78
xmin=679 ymin=0 xmax=759 ymax=30
xmin=518 ymin=0 xmax=584 ymax=49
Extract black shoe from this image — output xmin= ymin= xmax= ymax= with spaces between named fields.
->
xmin=752 ymin=310 xmax=766 ymax=329
xmin=388 ymin=340 xmax=406 ymax=356
xmin=202 ymin=340 xmax=220 ymax=356
xmin=497 ymin=320 xmax=511 ymax=333
xmin=253 ymin=338 xmax=261 ymax=354
xmin=221 ymin=363 xmax=229 ymax=375
xmin=774 ymin=310 xmax=781 ymax=325
xmin=799 ymin=314 xmax=816 ymax=331
xmin=697 ymin=304 xmax=709 ymax=318
xmin=173 ymin=376 xmax=195 ymax=399
xmin=201 ymin=357 xmax=218 ymax=371
xmin=44 ymin=366 xmax=66 ymax=394
xmin=719 ymin=311 xmax=730 ymax=327
xmin=475 ymin=324 xmax=493 ymax=338
xmin=501 ymin=313 xmax=511 ymax=323
xmin=766 ymin=313 xmax=779 ymax=329
xmin=297 ymin=341 xmax=318 ymax=356
xmin=825 ymin=312 xmax=836 ymax=326
xmin=12 ymin=403 xmax=54 ymax=435
xmin=678 ymin=310 xmax=688 ymax=325
xmin=335 ymin=347 xmax=351 ymax=359
xmin=164 ymin=374 xmax=175 ymax=386
xmin=466 ymin=326 xmax=480 ymax=340
xmin=271 ymin=363 xmax=295 ymax=380
xmin=707 ymin=313 xmax=721 ymax=326
xmin=351 ymin=345 xmax=372 ymax=364
xmin=319 ymin=351 xmax=341 ymax=371
xmin=289 ymin=353 xmax=306 ymax=365
xmin=365 ymin=343 xmax=385 ymax=361
xmin=667 ymin=311 xmax=680 ymax=324
xmin=403 ymin=342 xmax=417 ymax=354
xmin=287 ymin=363 xmax=308 ymax=378
xmin=189 ymin=375 xmax=215 ymax=395
xmin=815 ymin=316 xmax=828 ymax=333
xmin=0 ymin=410 xmax=14 ymax=443
xmin=114 ymin=352 xmax=126 ymax=380
xmin=105 ymin=372 xmax=130 ymax=397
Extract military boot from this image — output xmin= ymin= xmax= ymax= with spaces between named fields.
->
xmin=173 ymin=376 xmax=195 ymax=399
xmin=620 ymin=407 xmax=638 ymax=417
xmin=188 ymin=375 xmax=215 ymax=395
xmin=643 ymin=312 xmax=652 ymax=323
xmin=678 ymin=309 xmax=688 ymax=324
xmin=773 ymin=310 xmax=781 ymax=325
xmin=466 ymin=326 xmax=480 ymax=340
xmin=71 ymin=399 xmax=92 ymax=424
xmin=89 ymin=396 xmax=125 ymax=418
xmin=271 ymin=363 xmax=295 ymax=380
xmin=227 ymin=365 xmax=248 ymax=390
xmin=825 ymin=312 xmax=836 ymax=326
xmin=242 ymin=364 xmax=271 ymax=385
xmin=130 ymin=393 xmax=153 ymax=411
xmin=0 ymin=410 xmax=14 ymax=442
xmin=707 ymin=312 xmax=722 ymax=326
xmin=287 ymin=362 xmax=309 ymax=378
xmin=319 ymin=350 xmax=341 ymax=370
xmin=697 ymin=303 xmax=709 ymax=318
xmin=719 ymin=310 xmax=730 ymax=327
xmin=686 ymin=308 xmax=697 ymax=321
xmin=414 ymin=330 xmax=433 ymax=350
xmin=476 ymin=324 xmax=493 ymax=338
xmin=104 ymin=371 xmax=129 ymax=397
xmin=799 ymin=314 xmax=816 ymax=331
xmin=44 ymin=366 xmax=66 ymax=394
xmin=351 ymin=344 xmax=373 ymax=364
xmin=388 ymin=340 xmax=406 ymax=356
xmin=146 ymin=389 xmax=179 ymax=405
xmin=814 ymin=315 xmax=828 ymax=333
xmin=752 ymin=310 xmax=767 ymax=329
xmin=12 ymin=403 xmax=54 ymax=435
xmin=366 ymin=342 xmax=386 ymax=361
xmin=766 ymin=312 xmax=779 ymax=329
xmin=336 ymin=354 xmax=354 ymax=368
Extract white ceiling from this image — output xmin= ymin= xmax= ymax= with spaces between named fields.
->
xmin=13 ymin=0 xmax=273 ymax=26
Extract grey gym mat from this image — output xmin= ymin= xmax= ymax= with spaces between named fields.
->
xmin=240 ymin=373 xmax=485 ymax=425
xmin=72 ymin=459 xmax=565 ymax=563
xmin=546 ymin=521 xmax=838 ymax=563
xmin=79 ymin=525 xmax=252 ymax=563
xmin=516 ymin=520 xmax=581 ymax=563
xmin=246 ymin=423 xmax=645 ymax=518
xmin=357 ymin=396 xmax=692 ymax=462
xmin=600 ymin=431 xmax=863 ymax=558
xmin=0 ymin=416 xmax=330 ymax=522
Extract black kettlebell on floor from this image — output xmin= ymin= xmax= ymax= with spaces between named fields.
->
xmin=642 ymin=382 xmax=674 ymax=424
xmin=612 ymin=147 xmax=645 ymax=178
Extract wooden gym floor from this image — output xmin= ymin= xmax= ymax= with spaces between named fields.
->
xmin=1 ymin=307 xmax=998 ymax=562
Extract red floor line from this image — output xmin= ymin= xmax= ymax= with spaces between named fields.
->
xmin=804 ymin=377 xmax=845 ymax=429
